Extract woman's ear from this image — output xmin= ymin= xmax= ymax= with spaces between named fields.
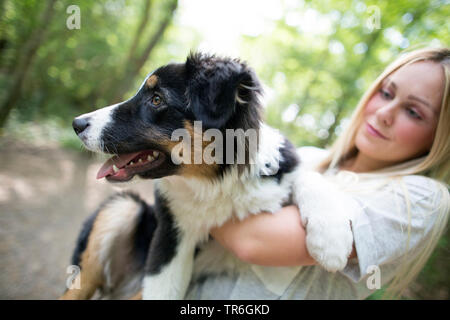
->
xmin=185 ymin=52 xmax=259 ymax=129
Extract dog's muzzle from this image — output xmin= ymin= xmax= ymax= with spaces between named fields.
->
xmin=72 ymin=104 xmax=118 ymax=152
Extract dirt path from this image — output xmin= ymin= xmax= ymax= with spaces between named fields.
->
xmin=0 ymin=139 xmax=154 ymax=299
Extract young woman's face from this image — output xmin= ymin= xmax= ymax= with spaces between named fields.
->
xmin=355 ymin=61 xmax=444 ymax=166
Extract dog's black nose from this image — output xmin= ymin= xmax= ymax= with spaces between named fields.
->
xmin=72 ymin=117 xmax=90 ymax=135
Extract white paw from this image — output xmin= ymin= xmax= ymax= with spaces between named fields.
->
xmin=305 ymin=215 xmax=353 ymax=272
xmin=294 ymin=170 xmax=358 ymax=272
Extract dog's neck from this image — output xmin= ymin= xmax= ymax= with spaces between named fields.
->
xmin=159 ymin=123 xmax=286 ymax=192
xmin=154 ymin=123 xmax=295 ymax=236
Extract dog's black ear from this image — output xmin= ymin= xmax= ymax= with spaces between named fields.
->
xmin=185 ymin=52 xmax=261 ymax=129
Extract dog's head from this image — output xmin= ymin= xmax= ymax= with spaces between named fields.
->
xmin=73 ymin=52 xmax=263 ymax=182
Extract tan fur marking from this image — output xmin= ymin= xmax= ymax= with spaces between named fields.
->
xmin=60 ymin=210 xmax=107 ymax=300
xmin=142 ymin=121 xmax=220 ymax=179
xmin=142 ymin=122 xmax=219 ymax=178
xmin=178 ymin=120 xmax=219 ymax=179
xmin=60 ymin=198 xmax=141 ymax=300
xmin=129 ymin=290 xmax=142 ymax=300
xmin=146 ymin=75 xmax=158 ymax=88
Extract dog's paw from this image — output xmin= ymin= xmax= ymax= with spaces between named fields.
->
xmin=293 ymin=169 xmax=360 ymax=272
xmin=305 ymin=215 xmax=353 ymax=272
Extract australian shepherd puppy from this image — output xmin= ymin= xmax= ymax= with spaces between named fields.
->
xmin=61 ymin=53 xmax=354 ymax=300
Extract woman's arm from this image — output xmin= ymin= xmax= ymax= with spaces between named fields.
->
xmin=210 ymin=206 xmax=316 ymax=266
xmin=210 ymin=205 xmax=356 ymax=267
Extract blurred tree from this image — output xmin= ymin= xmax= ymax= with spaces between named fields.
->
xmin=0 ymin=0 xmax=57 ymax=128
xmin=97 ymin=0 xmax=178 ymax=103
xmin=0 ymin=0 xmax=179 ymax=130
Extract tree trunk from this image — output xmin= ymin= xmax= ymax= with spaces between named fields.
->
xmin=0 ymin=0 xmax=57 ymax=130
xmin=126 ymin=0 xmax=153 ymax=66
xmin=111 ymin=0 xmax=178 ymax=102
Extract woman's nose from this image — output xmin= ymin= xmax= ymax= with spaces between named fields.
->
xmin=375 ymin=102 xmax=396 ymax=127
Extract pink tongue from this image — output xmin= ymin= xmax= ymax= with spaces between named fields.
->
xmin=96 ymin=152 xmax=142 ymax=179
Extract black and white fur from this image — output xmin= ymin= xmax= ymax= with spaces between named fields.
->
xmin=62 ymin=53 xmax=354 ymax=300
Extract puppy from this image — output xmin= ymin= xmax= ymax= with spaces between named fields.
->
xmin=61 ymin=53 xmax=354 ymax=299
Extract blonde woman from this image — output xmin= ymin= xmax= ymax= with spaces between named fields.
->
xmin=186 ymin=47 xmax=450 ymax=299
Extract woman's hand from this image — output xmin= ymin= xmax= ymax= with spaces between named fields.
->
xmin=210 ymin=205 xmax=318 ymax=266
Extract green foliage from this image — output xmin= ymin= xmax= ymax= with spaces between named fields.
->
xmin=0 ymin=0 xmax=180 ymax=125
xmin=239 ymin=0 xmax=449 ymax=148
xmin=1 ymin=0 xmax=448 ymax=140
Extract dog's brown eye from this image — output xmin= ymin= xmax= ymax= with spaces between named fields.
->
xmin=151 ymin=95 xmax=162 ymax=106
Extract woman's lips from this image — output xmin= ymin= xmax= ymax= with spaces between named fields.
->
xmin=366 ymin=122 xmax=388 ymax=140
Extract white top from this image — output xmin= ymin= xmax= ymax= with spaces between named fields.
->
xmin=185 ymin=146 xmax=446 ymax=299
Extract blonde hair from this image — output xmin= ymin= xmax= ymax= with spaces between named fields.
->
xmin=317 ymin=47 xmax=450 ymax=298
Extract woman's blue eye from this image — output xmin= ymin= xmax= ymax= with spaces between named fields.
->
xmin=406 ymin=107 xmax=421 ymax=119
xmin=380 ymin=89 xmax=392 ymax=99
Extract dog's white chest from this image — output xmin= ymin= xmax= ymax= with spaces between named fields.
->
xmin=156 ymin=169 xmax=294 ymax=240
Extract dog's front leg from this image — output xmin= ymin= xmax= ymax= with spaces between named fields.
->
xmin=293 ymin=170 xmax=359 ymax=272
xmin=141 ymin=230 xmax=196 ymax=300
